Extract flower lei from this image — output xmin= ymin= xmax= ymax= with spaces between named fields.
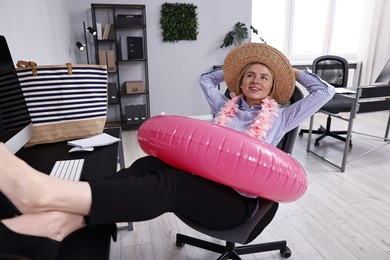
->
xmin=214 ymin=95 xmax=279 ymax=140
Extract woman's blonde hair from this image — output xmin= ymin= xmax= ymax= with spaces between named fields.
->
xmin=237 ymin=62 xmax=276 ymax=97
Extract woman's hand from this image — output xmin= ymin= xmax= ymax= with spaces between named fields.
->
xmin=293 ymin=68 xmax=301 ymax=78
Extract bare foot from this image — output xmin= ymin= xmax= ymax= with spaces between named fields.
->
xmin=0 ymin=143 xmax=93 ymax=216
xmin=1 ymin=211 xmax=85 ymax=241
xmin=0 ymin=143 xmax=50 ymax=213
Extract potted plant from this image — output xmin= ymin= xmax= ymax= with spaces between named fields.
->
xmin=220 ymin=22 xmax=266 ymax=48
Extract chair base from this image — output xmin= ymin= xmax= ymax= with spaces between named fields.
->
xmin=176 ymin=233 xmax=291 ymax=259
xmin=299 ymin=115 xmax=352 ymax=148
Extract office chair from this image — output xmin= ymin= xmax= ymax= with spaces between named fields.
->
xmin=175 ymin=86 xmax=303 ymax=259
xmin=299 ymin=55 xmax=353 ymax=147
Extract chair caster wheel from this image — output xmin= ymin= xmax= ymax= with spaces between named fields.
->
xmin=314 ymin=141 xmax=320 ymax=147
xmin=298 ymin=131 xmax=303 ymax=137
xmin=280 ymin=246 xmax=292 ymax=258
xmin=349 ymin=140 xmax=353 ymax=148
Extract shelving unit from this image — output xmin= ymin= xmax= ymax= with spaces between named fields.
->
xmin=91 ymin=3 xmax=150 ymax=129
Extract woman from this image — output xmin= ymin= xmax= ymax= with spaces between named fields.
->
xmin=0 ymin=43 xmax=335 ymax=259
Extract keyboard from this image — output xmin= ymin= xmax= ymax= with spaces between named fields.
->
xmin=49 ymin=159 xmax=84 ymax=181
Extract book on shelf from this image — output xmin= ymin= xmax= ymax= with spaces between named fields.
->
xmin=107 ymin=24 xmax=115 ymax=40
xmin=102 ymin=24 xmax=115 ymax=40
xmin=102 ymin=24 xmax=110 ymax=40
xmin=96 ymin=23 xmax=102 ymax=40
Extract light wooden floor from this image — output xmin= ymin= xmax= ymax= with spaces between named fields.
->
xmin=109 ymin=111 xmax=390 ymax=260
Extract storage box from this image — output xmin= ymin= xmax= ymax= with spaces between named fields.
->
xmin=125 ymin=81 xmax=145 ymax=94
xmin=107 ymin=83 xmax=118 ymax=104
xmin=117 ymin=14 xmax=143 ymax=26
xmin=106 ymin=50 xmax=116 ymax=73
xmin=125 ymin=105 xmax=139 ymax=125
xmin=138 ymin=104 xmax=147 ymax=123
xmin=98 ymin=50 xmax=116 ymax=73
xmin=98 ymin=50 xmax=107 ymax=65
xmin=125 ymin=104 xmax=147 ymax=125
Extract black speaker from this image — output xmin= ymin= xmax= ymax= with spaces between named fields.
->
xmin=127 ymin=37 xmax=143 ymax=60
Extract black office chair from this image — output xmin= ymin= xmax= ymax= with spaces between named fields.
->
xmin=299 ymin=55 xmax=353 ymax=147
xmin=175 ymin=86 xmax=303 ymax=259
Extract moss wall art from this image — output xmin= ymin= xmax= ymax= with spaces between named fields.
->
xmin=160 ymin=2 xmax=198 ymax=42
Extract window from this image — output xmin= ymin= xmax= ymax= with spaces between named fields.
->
xmin=330 ymin=0 xmax=366 ymax=55
xmin=291 ymin=0 xmax=329 ymax=58
xmin=252 ymin=0 xmax=368 ymax=62
xmin=251 ymin=1 xmax=286 ymax=51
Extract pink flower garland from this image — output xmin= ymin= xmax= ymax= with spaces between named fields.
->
xmin=214 ymin=95 xmax=279 ymax=141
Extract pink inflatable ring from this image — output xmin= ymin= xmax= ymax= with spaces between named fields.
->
xmin=137 ymin=115 xmax=308 ymax=202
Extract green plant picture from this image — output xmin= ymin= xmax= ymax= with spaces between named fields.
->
xmin=160 ymin=2 xmax=198 ymax=42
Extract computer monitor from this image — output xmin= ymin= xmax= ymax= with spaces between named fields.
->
xmin=375 ymin=57 xmax=390 ymax=83
xmin=0 ymin=35 xmax=33 ymax=154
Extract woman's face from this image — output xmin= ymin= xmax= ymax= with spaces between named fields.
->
xmin=240 ymin=63 xmax=274 ymax=107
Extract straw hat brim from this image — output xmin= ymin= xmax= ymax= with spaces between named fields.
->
xmin=223 ymin=43 xmax=295 ymax=104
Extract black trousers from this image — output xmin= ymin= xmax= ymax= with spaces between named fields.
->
xmin=87 ymin=156 xmax=258 ymax=230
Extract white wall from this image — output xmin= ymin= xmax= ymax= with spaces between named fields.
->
xmin=0 ymin=0 xmax=76 ymax=64
xmin=69 ymin=0 xmax=252 ymax=117
xmin=0 ymin=0 xmax=252 ymax=117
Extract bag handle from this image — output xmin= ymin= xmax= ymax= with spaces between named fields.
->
xmin=17 ymin=60 xmax=38 ymax=76
xmin=66 ymin=63 xmax=73 ymax=75
xmin=16 ymin=60 xmax=74 ymax=76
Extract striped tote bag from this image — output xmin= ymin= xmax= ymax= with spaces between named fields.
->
xmin=16 ymin=61 xmax=108 ymax=147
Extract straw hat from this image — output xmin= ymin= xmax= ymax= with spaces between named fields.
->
xmin=223 ymin=43 xmax=295 ymax=104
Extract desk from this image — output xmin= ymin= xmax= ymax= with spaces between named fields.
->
xmin=13 ymin=127 xmax=122 ymax=260
xmin=307 ymin=84 xmax=390 ymax=172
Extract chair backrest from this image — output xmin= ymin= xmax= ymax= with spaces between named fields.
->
xmin=312 ymin=55 xmax=349 ymax=88
xmin=177 ymin=86 xmax=304 ymax=244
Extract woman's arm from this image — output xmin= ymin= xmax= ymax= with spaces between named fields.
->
xmin=278 ymin=69 xmax=336 ymax=133
xmin=199 ymin=69 xmax=229 ymax=115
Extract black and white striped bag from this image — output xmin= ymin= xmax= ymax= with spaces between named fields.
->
xmin=16 ymin=61 xmax=108 ymax=146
